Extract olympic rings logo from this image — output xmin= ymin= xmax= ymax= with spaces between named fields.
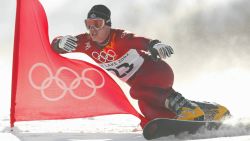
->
xmin=92 ymin=49 xmax=116 ymax=63
xmin=28 ymin=63 xmax=105 ymax=101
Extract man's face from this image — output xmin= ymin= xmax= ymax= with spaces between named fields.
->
xmin=85 ymin=18 xmax=110 ymax=43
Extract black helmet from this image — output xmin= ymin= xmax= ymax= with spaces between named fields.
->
xmin=87 ymin=4 xmax=111 ymax=26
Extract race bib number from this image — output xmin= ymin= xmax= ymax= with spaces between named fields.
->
xmin=100 ymin=49 xmax=144 ymax=82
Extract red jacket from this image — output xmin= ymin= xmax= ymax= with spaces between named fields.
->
xmin=52 ymin=28 xmax=153 ymax=82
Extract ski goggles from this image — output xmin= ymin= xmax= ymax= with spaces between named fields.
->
xmin=85 ymin=18 xmax=105 ymax=30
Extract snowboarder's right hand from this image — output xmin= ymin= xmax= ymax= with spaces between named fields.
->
xmin=58 ymin=35 xmax=78 ymax=52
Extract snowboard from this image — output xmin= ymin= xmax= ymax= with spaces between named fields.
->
xmin=143 ymin=118 xmax=221 ymax=140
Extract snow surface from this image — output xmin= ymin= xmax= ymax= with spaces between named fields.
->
xmin=1 ymin=115 xmax=250 ymax=141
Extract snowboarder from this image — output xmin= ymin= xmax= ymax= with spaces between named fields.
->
xmin=51 ymin=4 xmax=230 ymax=127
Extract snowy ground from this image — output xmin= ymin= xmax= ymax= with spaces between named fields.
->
xmin=1 ymin=115 xmax=250 ymax=141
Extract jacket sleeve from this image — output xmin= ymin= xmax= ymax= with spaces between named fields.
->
xmin=119 ymin=31 xmax=160 ymax=52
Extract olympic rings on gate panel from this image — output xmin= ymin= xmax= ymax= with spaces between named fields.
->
xmin=28 ymin=63 xmax=105 ymax=101
xmin=92 ymin=49 xmax=116 ymax=63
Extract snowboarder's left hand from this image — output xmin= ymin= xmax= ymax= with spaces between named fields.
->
xmin=149 ymin=42 xmax=174 ymax=61
xmin=153 ymin=43 xmax=174 ymax=59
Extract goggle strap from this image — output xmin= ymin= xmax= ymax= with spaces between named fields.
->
xmin=106 ymin=19 xmax=111 ymax=23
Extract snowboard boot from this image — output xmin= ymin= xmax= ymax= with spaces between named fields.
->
xmin=165 ymin=90 xmax=205 ymax=121
xmin=192 ymin=101 xmax=231 ymax=121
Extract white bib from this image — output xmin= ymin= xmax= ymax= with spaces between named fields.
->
xmin=100 ymin=49 xmax=144 ymax=82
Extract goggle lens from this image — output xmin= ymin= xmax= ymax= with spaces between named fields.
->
xmin=85 ymin=19 xmax=105 ymax=30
